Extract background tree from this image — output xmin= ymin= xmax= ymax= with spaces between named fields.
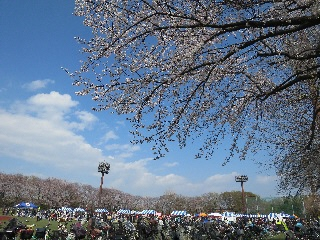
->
xmin=219 ymin=191 xmax=239 ymax=212
xmin=71 ymin=0 xmax=320 ymax=195
xmin=200 ymin=192 xmax=220 ymax=213
xmin=157 ymin=191 xmax=180 ymax=214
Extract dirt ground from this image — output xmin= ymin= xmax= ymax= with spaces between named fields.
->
xmin=0 ymin=215 xmax=13 ymax=221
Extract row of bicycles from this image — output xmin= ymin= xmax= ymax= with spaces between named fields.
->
xmin=91 ymin=217 xmax=320 ymax=240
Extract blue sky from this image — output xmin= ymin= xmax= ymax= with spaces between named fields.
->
xmin=0 ymin=1 xmax=279 ymax=198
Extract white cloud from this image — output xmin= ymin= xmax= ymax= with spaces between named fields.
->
xmin=105 ymin=143 xmax=140 ymax=158
xmin=10 ymin=91 xmax=100 ymax=132
xmin=27 ymin=91 xmax=78 ymax=112
xmin=70 ymin=111 xmax=98 ymax=130
xmin=10 ymin=91 xmax=78 ymax=123
xmin=105 ymin=144 xmax=140 ymax=151
xmin=22 ymin=79 xmax=55 ymax=91
xmin=256 ymin=175 xmax=278 ymax=184
xmin=0 ymin=91 xmax=100 ymax=172
xmin=163 ymin=162 xmax=179 ymax=167
xmin=103 ymin=130 xmax=119 ymax=142
xmin=0 ymin=110 xmax=101 ymax=169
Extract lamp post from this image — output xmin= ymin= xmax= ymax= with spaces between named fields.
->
xmin=235 ymin=175 xmax=248 ymax=213
xmin=98 ymin=161 xmax=110 ymax=208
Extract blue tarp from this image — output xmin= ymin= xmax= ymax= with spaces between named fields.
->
xmin=15 ymin=202 xmax=38 ymax=209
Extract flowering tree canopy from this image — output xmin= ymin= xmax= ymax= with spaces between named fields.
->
xmin=70 ymin=0 xmax=319 ymax=192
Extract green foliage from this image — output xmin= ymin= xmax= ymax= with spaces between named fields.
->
xmin=267 ymin=195 xmax=305 ymax=216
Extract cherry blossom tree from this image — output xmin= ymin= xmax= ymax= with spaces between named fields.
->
xmin=276 ymin=143 xmax=320 ymax=194
xmin=70 ymin=0 xmax=319 ymax=192
xmin=273 ymin=24 xmax=320 ymax=194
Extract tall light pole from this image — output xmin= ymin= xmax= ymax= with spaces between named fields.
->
xmin=98 ymin=161 xmax=110 ymax=208
xmin=235 ymin=175 xmax=248 ymax=213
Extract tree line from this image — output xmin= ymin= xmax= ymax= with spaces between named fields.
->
xmin=0 ymin=172 xmax=318 ymax=217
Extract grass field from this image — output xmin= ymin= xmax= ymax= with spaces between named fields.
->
xmin=267 ymin=233 xmax=286 ymax=240
xmin=0 ymin=215 xmax=79 ymax=232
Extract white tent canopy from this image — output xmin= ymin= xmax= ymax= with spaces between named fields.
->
xmin=59 ymin=207 xmax=73 ymax=212
xmin=95 ymin=208 xmax=108 ymax=213
xmin=171 ymin=210 xmax=187 ymax=216
xmin=117 ymin=209 xmax=132 ymax=214
xmin=73 ymin=207 xmax=85 ymax=212
xmin=140 ymin=209 xmax=156 ymax=215
xmin=208 ymin=212 xmax=222 ymax=217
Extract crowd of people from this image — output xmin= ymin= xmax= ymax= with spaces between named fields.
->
xmin=1 ymin=207 xmax=320 ymax=239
